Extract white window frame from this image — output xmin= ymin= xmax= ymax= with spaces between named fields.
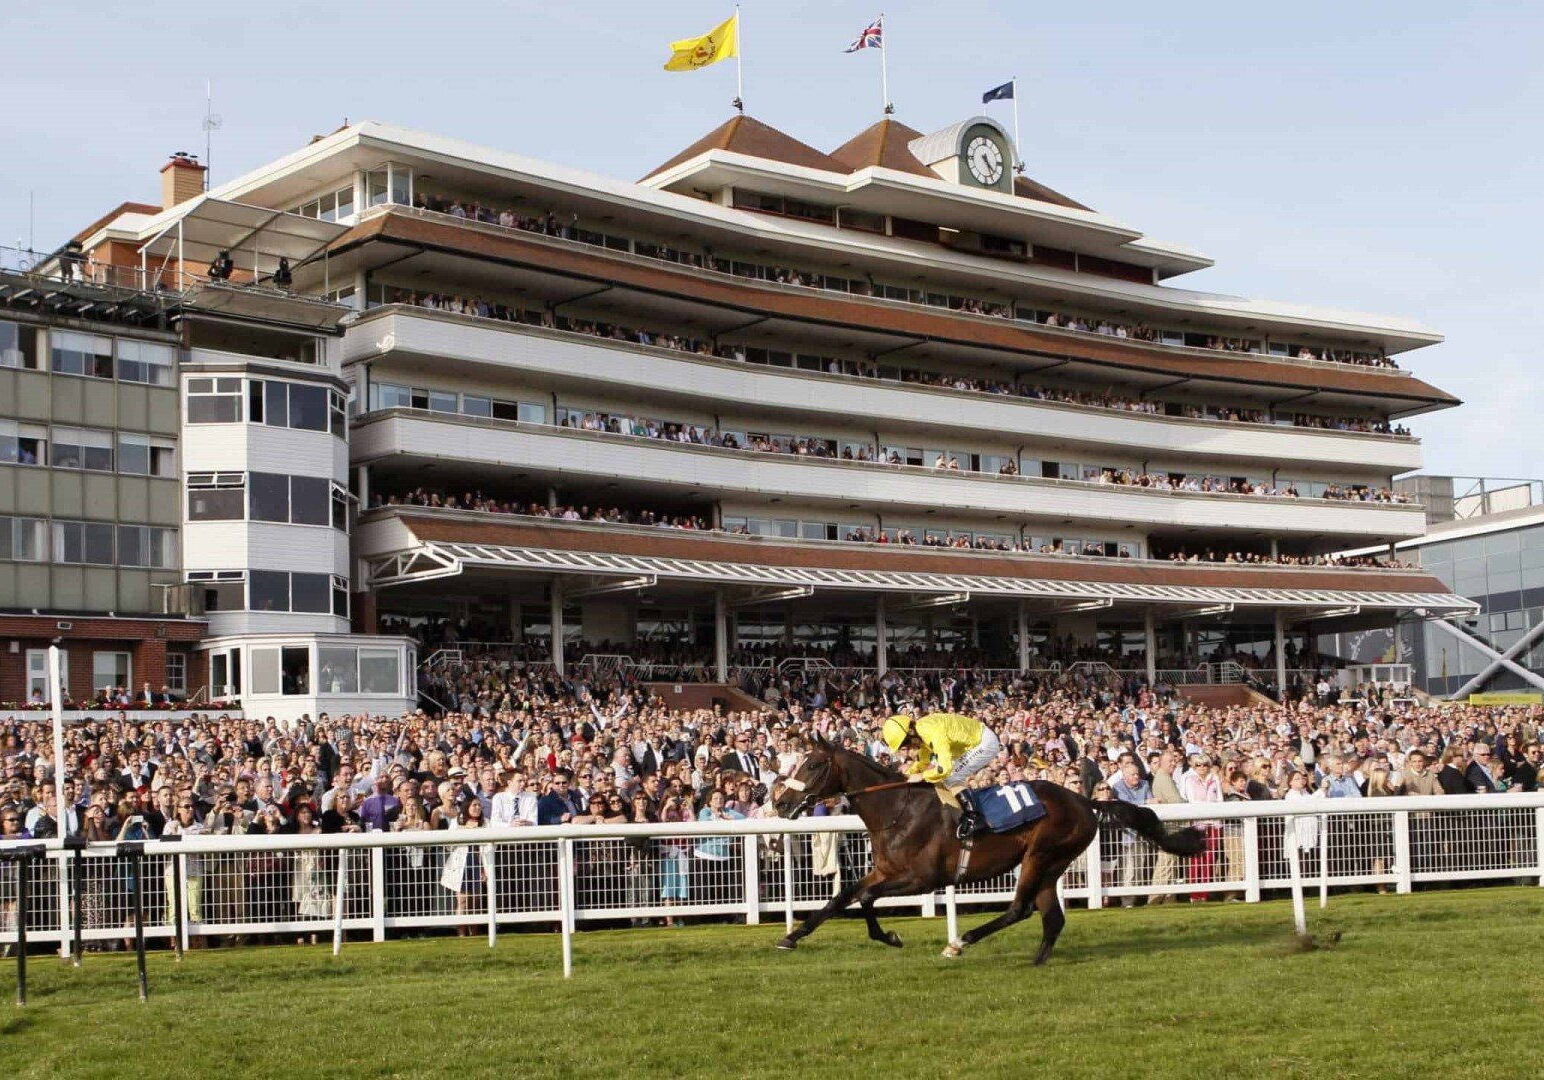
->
xmin=25 ymin=649 xmax=67 ymax=703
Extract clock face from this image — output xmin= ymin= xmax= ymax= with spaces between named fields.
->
xmin=965 ymin=135 xmax=1005 ymax=186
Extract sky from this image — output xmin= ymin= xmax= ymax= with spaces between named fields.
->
xmin=4 ymin=1 xmax=1540 ymax=477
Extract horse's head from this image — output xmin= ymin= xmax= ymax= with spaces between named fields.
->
xmin=770 ymin=735 xmax=845 ymax=819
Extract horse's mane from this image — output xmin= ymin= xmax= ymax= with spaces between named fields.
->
xmin=818 ymin=737 xmax=902 ymax=783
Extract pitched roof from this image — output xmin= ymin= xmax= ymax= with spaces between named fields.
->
xmin=1013 ymin=174 xmax=1090 ymax=212
xmin=827 ymin=118 xmax=934 ymax=177
xmin=641 ymin=114 xmax=845 ymax=181
xmin=73 ymin=201 xmax=161 ymax=243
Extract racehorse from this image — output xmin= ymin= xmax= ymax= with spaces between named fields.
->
xmin=771 ymin=735 xmax=1205 ymax=963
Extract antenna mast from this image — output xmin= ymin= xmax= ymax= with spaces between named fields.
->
xmin=202 ymin=81 xmax=223 ymax=189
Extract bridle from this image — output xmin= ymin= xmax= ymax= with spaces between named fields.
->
xmin=778 ymin=751 xmax=918 ymax=819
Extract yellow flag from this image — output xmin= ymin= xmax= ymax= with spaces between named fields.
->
xmin=663 ymin=12 xmax=739 ymax=72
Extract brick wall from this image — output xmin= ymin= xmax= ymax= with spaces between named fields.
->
xmin=0 ymin=615 xmax=203 ymax=705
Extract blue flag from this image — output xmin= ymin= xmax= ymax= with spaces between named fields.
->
xmin=982 ymin=80 xmax=1014 ymax=104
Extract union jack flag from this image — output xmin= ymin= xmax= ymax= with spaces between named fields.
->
xmin=845 ymin=16 xmax=883 ymax=52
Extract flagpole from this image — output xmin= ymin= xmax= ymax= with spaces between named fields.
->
xmin=879 ymin=13 xmax=892 ymax=114
xmin=1011 ymin=75 xmax=1022 ymax=172
xmin=733 ymin=4 xmax=744 ymax=112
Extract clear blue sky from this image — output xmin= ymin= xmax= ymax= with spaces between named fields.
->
xmin=5 ymin=1 xmax=1539 ymax=477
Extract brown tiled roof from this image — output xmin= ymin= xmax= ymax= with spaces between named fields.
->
xmin=641 ymin=115 xmax=845 ymax=181
xmin=389 ymin=513 xmax=1455 ymax=596
xmin=828 ymin=119 xmax=934 ymax=177
xmin=1013 ymin=174 xmax=1090 ymax=212
xmin=330 ymin=212 xmax=1459 ymax=407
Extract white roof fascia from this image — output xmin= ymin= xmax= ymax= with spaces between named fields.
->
xmin=176 ymin=121 xmax=1439 ymax=347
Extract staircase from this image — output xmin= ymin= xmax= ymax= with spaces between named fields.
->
xmin=644 ymin=682 xmax=774 ymax=713
xmin=1176 ymin=683 xmax=1278 ymax=708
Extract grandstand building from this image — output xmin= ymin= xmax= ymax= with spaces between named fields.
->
xmin=11 ymin=114 xmax=1480 ymax=713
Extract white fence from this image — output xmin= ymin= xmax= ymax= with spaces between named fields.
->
xmin=3 ymin=794 xmax=1541 ymax=976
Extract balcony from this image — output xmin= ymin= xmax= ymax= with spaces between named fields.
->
xmin=351 ymin=408 xmax=1429 ymax=543
xmin=345 ymin=307 xmax=1426 ymax=473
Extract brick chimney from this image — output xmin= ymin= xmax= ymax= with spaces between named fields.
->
xmin=160 ymin=152 xmax=207 ymax=209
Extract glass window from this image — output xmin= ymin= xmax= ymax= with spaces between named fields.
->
xmin=290 ymin=572 xmax=331 ymax=613
xmin=289 ymin=383 xmax=329 ymax=430
xmin=262 ymin=380 xmax=288 ymax=426
xmin=0 ymin=320 xmax=40 ymax=369
xmin=389 ymin=165 xmax=411 ymax=206
xmin=52 ymin=426 xmax=113 ymax=471
xmin=187 ymin=376 xmax=243 ymax=423
xmin=359 ymin=649 xmax=400 ymax=694
xmin=332 ymin=486 xmax=349 ymax=532
xmin=462 ymin=395 xmax=492 ymax=417
xmin=427 ymin=391 xmax=458 ymax=414
xmin=330 ymin=391 xmax=347 ymax=436
xmin=0 ymin=420 xmax=46 ymax=466
xmin=250 ymin=648 xmax=279 ymax=694
xmin=117 ymin=339 xmax=174 ymax=385
xmin=366 ymin=170 xmax=389 ymax=207
xmin=51 ymin=330 xmax=114 ymax=378
xmin=333 ymin=576 xmax=350 ymax=618
xmin=117 ymin=526 xmax=177 ymax=568
xmin=165 ymin=652 xmax=186 ymax=694
xmin=518 ymin=402 xmax=547 ymax=424
xmin=92 ymin=651 xmax=131 ymax=690
xmin=249 ymin=570 xmax=290 ymax=611
xmin=318 ymin=646 xmax=359 ymax=694
xmin=281 ymin=646 xmax=310 ymax=695
xmin=291 ymin=475 xmax=331 ymax=526
xmin=371 ymin=382 xmax=412 ymax=410
xmin=1 ymin=517 xmax=47 ymax=561
xmin=249 ymin=472 xmax=290 ymax=522
xmin=116 ymin=434 xmax=176 ymax=477
xmin=197 ymin=576 xmax=244 ymax=612
xmin=188 ymin=475 xmax=245 ymax=520
xmin=53 ymin=521 xmax=115 ymax=565
xmin=117 ymin=525 xmax=143 ymax=568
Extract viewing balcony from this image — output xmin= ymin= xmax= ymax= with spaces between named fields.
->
xmin=343 ymin=307 xmax=1426 ymax=474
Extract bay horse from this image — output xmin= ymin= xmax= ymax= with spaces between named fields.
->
xmin=771 ymin=736 xmax=1204 ymax=963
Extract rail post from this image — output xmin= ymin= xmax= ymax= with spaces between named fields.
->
xmin=742 ymin=834 xmax=760 ymax=926
xmin=1085 ymin=829 xmax=1103 ymax=909
xmin=558 ymin=838 xmax=575 ymax=978
xmin=484 ymin=844 xmax=497 ymax=948
xmin=1535 ymin=807 xmax=1544 ymax=887
xmin=370 ymin=847 xmax=387 ymax=943
xmin=174 ymin=852 xmax=189 ymax=955
xmin=1393 ymin=812 xmax=1413 ymax=894
xmin=331 ymin=849 xmax=348 ymax=956
xmin=781 ymin=834 xmax=795 ymax=932
xmin=1243 ymin=818 xmax=1261 ymax=903
xmin=944 ymin=886 xmax=959 ymax=944
xmin=126 ymin=844 xmax=147 ymax=1001
xmin=70 ymin=842 xmax=85 ymax=965
xmin=11 ymin=850 xmax=33 ymax=1006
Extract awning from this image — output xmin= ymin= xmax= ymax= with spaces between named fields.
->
xmin=138 ymin=197 xmax=349 ymax=282
xmin=364 ymin=539 xmax=1478 ymax=616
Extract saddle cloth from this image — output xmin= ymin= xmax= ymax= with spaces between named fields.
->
xmin=975 ymin=782 xmax=1047 ymax=833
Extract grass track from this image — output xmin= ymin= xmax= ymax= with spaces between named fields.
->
xmin=2 ymin=888 xmax=1542 ymax=1079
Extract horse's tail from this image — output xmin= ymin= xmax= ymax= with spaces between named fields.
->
xmin=1092 ymin=799 xmax=1206 ymax=857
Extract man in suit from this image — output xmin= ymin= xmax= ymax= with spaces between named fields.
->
xmin=1511 ymin=742 xmax=1540 ymax=792
xmin=1464 ymin=742 xmax=1501 ymax=793
xmin=719 ymin=732 xmax=760 ymax=777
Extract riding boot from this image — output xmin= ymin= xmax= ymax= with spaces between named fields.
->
xmin=954 ymin=788 xmax=985 ymax=841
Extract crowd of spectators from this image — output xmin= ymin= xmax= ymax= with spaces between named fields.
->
xmin=2 ymin=667 xmax=1538 ymax=946
xmin=404 ymin=193 xmax=1398 ymax=371
xmin=380 ymin=286 xmax=1410 ymax=439
xmin=371 ymin=487 xmax=1416 ymax=569
xmin=3 ymin=664 xmax=1531 ymax=951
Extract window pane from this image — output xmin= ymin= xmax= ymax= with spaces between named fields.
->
xmin=84 ymin=523 xmax=114 ymax=565
xmin=249 ymin=570 xmax=290 ymax=611
xmin=291 ymin=475 xmax=330 ymax=525
xmin=290 ymin=572 xmax=331 ymax=613
xmin=289 ymin=384 xmax=328 ymax=430
xmin=264 ymin=380 xmax=288 ymax=427
xmin=118 ymin=525 xmax=144 ymax=567
xmin=250 ymin=472 xmax=290 ymax=522
xmin=188 ymin=482 xmax=244 ymax=520
xmin=359 ymin=649 xmax=400 ymax=694
xmin=318 ymin=647 xmax=359 ymax=694
xmin=250 ymin=648 xmax=280 ymax=694
xmin=518 ymin=402 xmax=547 ymax=424
xmin=92 ymin=651 xmax=131 ymax=690
xmin=118 ymin=436 xmax=150 ymax=475
xmin=281 ymin=646 xmax=310 ymax=695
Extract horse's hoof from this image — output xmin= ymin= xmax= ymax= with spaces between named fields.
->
xmin=776 ymin=937 xmax=798 ymax=951
xmin=882 ymin=931 xmax=903 ymax=949
xmin=941 ymin=940 xmax=965 ymax=959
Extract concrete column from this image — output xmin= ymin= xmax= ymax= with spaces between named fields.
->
xmin=547 ymin=487 xmax=559 ymax=512
xmin=1274 ymin=609 xmax=1288 ymax=699
xmin=875 ymin=594 xmax=889 ymax=676
xmin=1144 ymin=609 xmax=1157 ymax=685
xmin=1269 ymin=537 xmax=1279 ymax=559
xmin=714 ymin=588 xmax=729 ymax=682
xmin=357 ymin=464 xmax=371 ymax=510
xmin=550 ymin=577 xmax=565 ymax=677
xmin=1017 ymin=601 xmax=1030 ymax=673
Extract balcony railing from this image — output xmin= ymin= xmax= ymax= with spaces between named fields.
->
xmin=359 ymin=203 xmax=1412 ymax=377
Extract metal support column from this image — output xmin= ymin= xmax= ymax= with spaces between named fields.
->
xmin=1274 ymin=609 xmax=1288 ymax=700
xmin=1144 ymin=609 xmax=1157 ymax=685
xmin=714 ymin=588 xmax=729 ymax=683
xmin=1429 ymin=616 xmax=1544 ymax=696
xmin=1017 ymin=600 xmax=1030 ymax=674
xmin=876 ymin=594 xmax=889 ymax=677
xmin=1450 ymin=616 xmax=1544 ymax=699
xmin=550 ymin=577 xmax=566 ymax=678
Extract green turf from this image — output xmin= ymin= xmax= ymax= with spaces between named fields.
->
xmin=2 ymin=888 xmax=1541 ymax=1079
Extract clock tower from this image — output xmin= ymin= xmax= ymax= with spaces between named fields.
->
xmin=907 ymin=117 xmax=1016 ymax=194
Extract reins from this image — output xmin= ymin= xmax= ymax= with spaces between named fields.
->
xmin=844 ymin=779 xmax=918 ymax=798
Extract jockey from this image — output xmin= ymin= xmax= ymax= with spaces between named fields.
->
xmin=882 ymin=712 xmax=1002 ymax=839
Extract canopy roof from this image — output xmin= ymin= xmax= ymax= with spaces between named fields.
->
xmin=138 ymin=196 xmax=349 ymax=279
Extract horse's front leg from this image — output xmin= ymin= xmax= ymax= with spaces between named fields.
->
xmin=858 ymin=871 xmax=934 ymax=948
xmin=777 ymin=868 xmax=887 ymax=950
